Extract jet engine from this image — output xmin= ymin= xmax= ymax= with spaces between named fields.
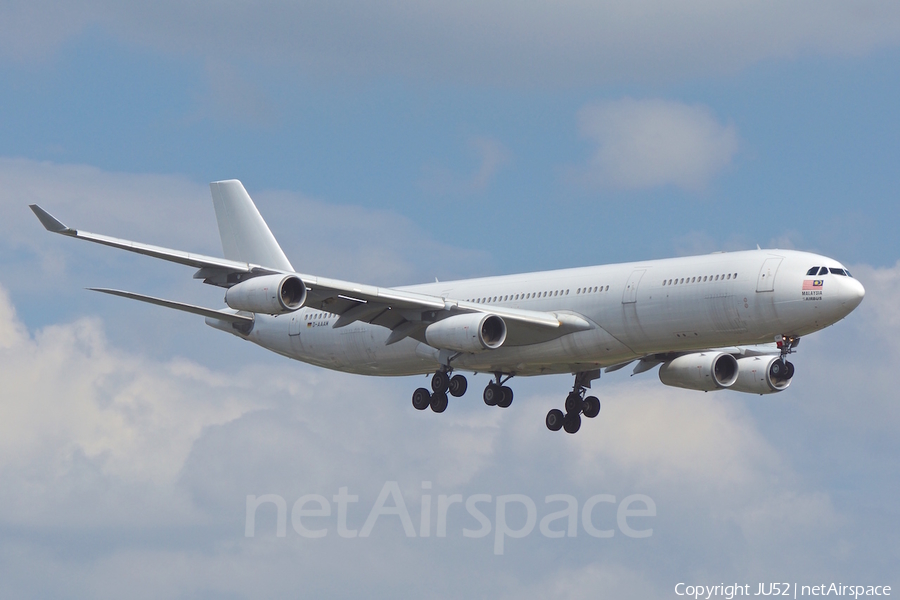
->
xmin=224 ymin=274 xmax=307 ymax=314
xmin=425 ymin=313 xmax=507 ymax=353
xmin=729 ymin=356 xmax=793 ymax=394
xmin=658 ymin=352 xmax=739 ymax=392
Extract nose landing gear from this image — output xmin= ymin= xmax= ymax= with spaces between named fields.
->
xmin=774 ymin=335 xmax=799 ymax=382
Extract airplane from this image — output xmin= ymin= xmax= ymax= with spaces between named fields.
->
xmin=30 ymin=180 xmax=865 ymax=434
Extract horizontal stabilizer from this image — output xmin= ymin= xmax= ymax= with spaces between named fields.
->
xmin=88 ymin=288 xmax=253 ymax=324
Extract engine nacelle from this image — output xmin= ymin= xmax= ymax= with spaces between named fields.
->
xmin=224 ymin=274 xmax=307 ymax=314
xmin=425 ymin=313 xmax=507 ymax=353
xmin=658 ymin=352 xmax=739 ymax=392
xmin=730 ymin=356 xmax=792 ymax=394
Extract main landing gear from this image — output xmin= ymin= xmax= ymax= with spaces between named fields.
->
xmin=411 ymin=370 xmax=469 ymax=413
xmin=411 ymin=370 xmax=516 ymax=413
xmin=482 ymin=373 xmax=514 ymax=409
xmin=413 ymin=368 xmax=603 ymax=435
xmin=772 ymin=335 xmax=799 ymax=381
xmin=546 ymin=371 xmax=601 ymax=434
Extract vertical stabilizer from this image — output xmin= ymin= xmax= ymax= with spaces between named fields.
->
xmin=209 ymin=180 xmax=294 ymax=272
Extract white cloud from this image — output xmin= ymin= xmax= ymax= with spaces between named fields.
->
xmin=571 ymin=98 xmax=739 ymax=191
xmin=3 ymin=1 xmax=899 ymax=84
xmin=469 ymin=136 xmax=512 ymax=191
xmin=419 ymin=135 xmax=512 ymax=197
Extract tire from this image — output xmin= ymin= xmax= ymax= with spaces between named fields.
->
xmin=564 ymin=392 xmax=583 ymax=414
xmin=497 ymin=386 xmax=513 ymax=408
xmin=563 ymin=412 xmax=582 ymax=434
xmin=430 ymin=391 xmax=448 ymax=413
xmin=483 ymin=383 xmax=499 ymax=406
xmin=412 ymin=388 xmax=431 ymax=411
xmin=432 ymin=371 xmax=450 ymax=393
xmin=784 ymin=361 xmax=795 ymax=380
xmin=583 ymin=396 xmax=600 ymax=418
xmin=449 ymin=374 xmax=468 ymax=397
xmin=546 ymin=409 xmax=564 ymax=431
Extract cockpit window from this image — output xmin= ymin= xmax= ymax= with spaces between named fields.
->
xmin=829 ymin=267 xmax=847 ymax=276
xmin=806 ymin=267 xmax=819 ymax=276
xmin=818 ymin=267 xmax=829 ymax=276
xmin=845 ymin=270 xmax=853 ymax=278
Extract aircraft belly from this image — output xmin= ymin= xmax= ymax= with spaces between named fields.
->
xmin=452 ymin=326 xmax=635 ymax=374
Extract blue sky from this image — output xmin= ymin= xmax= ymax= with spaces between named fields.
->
xmin=1 ymin=2 xmax=899 ymax=598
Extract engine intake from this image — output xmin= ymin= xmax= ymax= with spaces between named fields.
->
xmin=730 ymin=356 xmax=792 ymax=394
xmin=658 ymin=352 xmax=739 ymax=392
xmin=425 ymin=313 xmax=507 ymax=353
xmin=224 ymin=274 xmax=307 ymax=314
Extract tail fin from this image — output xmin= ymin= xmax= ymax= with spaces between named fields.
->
xmin=209 ymin=180 xmax=295 ymax=272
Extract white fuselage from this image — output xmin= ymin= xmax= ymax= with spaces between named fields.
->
xmin=237 ymin=249 xmax=864 ymax=377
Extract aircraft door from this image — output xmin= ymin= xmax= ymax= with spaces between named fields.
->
xmin=288 ymin=315 xmax=303 ymax=353
xmin=289 ymin=316 xmax=302 ymax=336
xmin=622 ymin=269 xmax=646 ymax=304
xmin=756 ymin=257 xmax=784 ymax=293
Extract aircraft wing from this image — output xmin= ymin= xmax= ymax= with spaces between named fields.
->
xmin=88 ymin=288 xmax=253 ymax=324
xmin=31 ymin=204 xmax=592 ymax=346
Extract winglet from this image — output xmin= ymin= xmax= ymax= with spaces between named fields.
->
xmin=30 ymin=205 xmax=75 ymax=235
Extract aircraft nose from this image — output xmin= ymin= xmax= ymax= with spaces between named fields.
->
xmin=842 ymin=277 xmax=865 ymax=311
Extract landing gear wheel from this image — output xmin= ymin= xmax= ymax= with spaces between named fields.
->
xmin=449 ymin=374 xmax=468 ymax=397
xmin=784 ymin=361 xmax=795 ymax=379
xmin=546 ymin=409 xmax=564 ymax=431
xmin=412 ymin=388 xmax=431 ymax=411
xmin=483 ymin=383 xmax=500 ymax=406
xmin=583 ymin=396 xmax=600 ymax=418
xmin=432 ymin=371 xmax=450 ymax=393
xmin=564 ymin=392 xmax=583 ymax=414
xmin=497 ymin=386 xmax=513 ymax=408
xmin=430 ymin=391 xmax=448 ymax=413
xmin=563 ymin=412 xmax=582 ymax=434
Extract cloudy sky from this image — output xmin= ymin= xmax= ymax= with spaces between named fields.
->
xmin=1 ymin=1 xmax=899 ymax=597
